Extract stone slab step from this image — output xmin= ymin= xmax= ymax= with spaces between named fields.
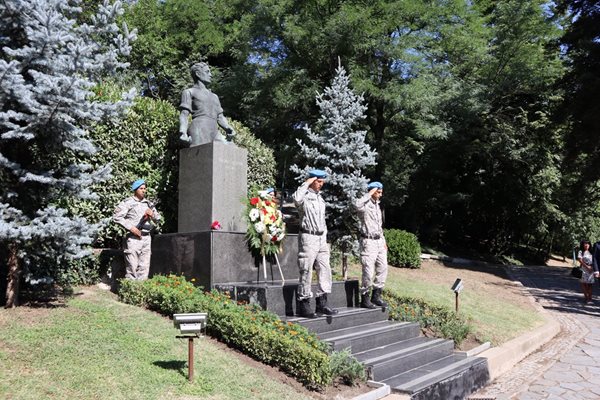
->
xmin=384 ymin=354 xmax=490 ymax=400
xmin=353 ymin=336 xmax=431 ymax=361
xmin=321 ymin=321 xmax=421 ymax=353
xmin=288 ymin=307 xmax=389 ymax=334
xmin=367 ymin=338 xmax=455 ymax=381
xmin=215 ymin=280 xmax=359 ymax=317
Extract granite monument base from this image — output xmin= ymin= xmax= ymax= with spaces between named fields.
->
xmin=150 ymin=231 xmax=299 ymax=289
xmin=178 ymin=142 xmax=248 ymax=233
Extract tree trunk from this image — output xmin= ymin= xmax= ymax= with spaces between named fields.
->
xmin=5 ymin=242 xmax=20 ymax=308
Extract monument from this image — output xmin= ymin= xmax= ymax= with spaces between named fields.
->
xmin=150 ymin=62 xmax=300 ymax=290
xmin=149 ymin=62 xmax=356 ymax=316
xmin=176 ymin=62 xmax=246 ymax=233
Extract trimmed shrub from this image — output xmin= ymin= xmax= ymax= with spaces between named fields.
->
xmin=53 ymin=83 xmax=276 ymax=284
xmin=383 ymin=290 xmax=471 ymax=347
xmin=61 ymin=87 xmax=180 ymax=248
xmin=384 ymin=229 xmax=422 ymax=268
xmin=330 ymin=349 xmax=366 ymax=386
xmin=118 ymin=274 xmax=333 ymax=389
xmin=62 ymin=84 xmax=276 ymax=248
xmin=230 ymin=120 xmax=277 ymax=192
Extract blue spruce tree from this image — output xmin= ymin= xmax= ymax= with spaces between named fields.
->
xmin=0 ymin=0 xmax=135 ymax=307
xmin=292 ymin=63 xmax=377 ymax=278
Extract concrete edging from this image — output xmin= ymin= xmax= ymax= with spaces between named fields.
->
xmin=423 ymin=254 xmax=562 ymax=383
xmin=478 ymin=313 xmax=560 ymax=381
xmin=476 ymin=265 xmax=562 ymax=382
xmin=351 ymin=381 xmax=392 ymax=400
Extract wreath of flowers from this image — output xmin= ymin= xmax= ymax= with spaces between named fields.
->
xmin=245 ymin=190 xmax=286 ymax=256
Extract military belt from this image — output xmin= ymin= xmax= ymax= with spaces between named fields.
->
xmin=301 ymin=229 xmax=324 ymax=236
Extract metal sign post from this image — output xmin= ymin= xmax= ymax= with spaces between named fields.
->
xmin=450 ymin=278 xmax=464 ymax=313
xmin=188 ymin=336 xmax=195 ymax=382
xmin=173 ymin=313 xmax=207 ymax=382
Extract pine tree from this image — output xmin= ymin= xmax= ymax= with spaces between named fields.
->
xmin=291 ymin=63 xmax=377 ymax=278
xmin=0 ymin=0 xmax=136 ymax=307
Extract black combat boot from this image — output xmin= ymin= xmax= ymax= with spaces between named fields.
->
xmin=297 ymin=299 xmax=316 ymax=318
xmin=360 ymin=292 xmax=377 ymax=309
xmin=371 ymin=288 xmax=388 ymax=307
xmin=315 ymin=294 xmax=338 ymax=315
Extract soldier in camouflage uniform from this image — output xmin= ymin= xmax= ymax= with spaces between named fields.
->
xmin=293 ymin=170 xmax=338 ymax=318
xmin=113 ymin=179 xmax=161 ymax=280
xmin=354 ymin=181 xmax=388 ymax=308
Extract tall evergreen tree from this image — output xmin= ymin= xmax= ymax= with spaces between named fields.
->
xmin=292 ymin=64 xmax=377 ymax=277
xmin=554 ymin=0 xmax=600 ymax=249
xmin=0 ymin=0 xmax=135 ymax=306
xmin=403 ymin=0 xmax=565 ymax=255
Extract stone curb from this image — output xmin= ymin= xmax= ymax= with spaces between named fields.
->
xmin=351 ymin=381 xmax=393 ymax=400
xmin=477 ymin=312 xmax=560 ymax=381
xmin=476 ymin=264 xmax=561 ymax=382
xmin=355 ymin=256 xmax=561 ymax=399
xmin=423 ymin=255 xmax=562 ymax=385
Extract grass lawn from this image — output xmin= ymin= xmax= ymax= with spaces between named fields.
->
xmin=346 ymin=259 xmax=545 ymax=346
xmin=0 ymin=288 xmax=312 ymax=400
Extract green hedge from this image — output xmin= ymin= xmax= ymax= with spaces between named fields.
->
xmin=118 ymin=275 xmax=333 ymax=389
xmin=383 ymin=290 xmax=471 ymax=346
xmin=61 ymin=84 xmax=277 ymax=249
xmin=384 ymin=229 xmax=422 ymax=268
xmin=50 ymin=84 xmax=277 ymax=285
xmin=230 ymin=120 xmax=276 ymax=192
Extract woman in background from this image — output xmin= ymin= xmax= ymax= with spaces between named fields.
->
xmin=578 ymin=240 xmax=594 ymax=303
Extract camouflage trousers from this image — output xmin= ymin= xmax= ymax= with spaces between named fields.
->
xmin=297 ymin=233 xmax=332 ymax=301
xmin=124 ymin=234 xmax=152 ymax=280
xmin=360 ymin=237 xmax=388 ymax=294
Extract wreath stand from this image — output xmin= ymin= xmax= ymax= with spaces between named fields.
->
xmin=261 ymin=253 xmax=285 ymax=284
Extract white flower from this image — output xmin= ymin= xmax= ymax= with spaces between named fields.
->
xmin=277 ymin=232 xmax=285 ymax=241
xmin=249 ymin=208 xmax=260 ymax=222
xmin=254 ymin=222 xmax=265 ymax=233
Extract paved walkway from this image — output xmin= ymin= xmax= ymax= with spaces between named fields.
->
xmin=472 ymin=265 xmax=600 ymax=399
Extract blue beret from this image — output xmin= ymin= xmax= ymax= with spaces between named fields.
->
xmin=367 ymin=181 xmax=383 ymax=190
xmin=308 ymin=169 xmax=327 ymax=179
xmin=265 ymin=187 xmax=275 ymax=194
xmin=131 ymin=179 xmax=145 ymax=191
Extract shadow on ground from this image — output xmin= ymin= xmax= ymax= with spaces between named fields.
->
xmin=153 ymin=360 xmax=187 ymax=378
xmin=510 ymin=265 xmax=600 ymax=318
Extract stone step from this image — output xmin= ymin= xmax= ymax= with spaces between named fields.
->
xmin=320 ymin=321 xmax=421 ymax=353
xmin=288 ymin=307 xmax=389 ymax=334
xmin=215 ymin=280 xmax=359 ymax=317
xmin=364 ymin=338 xmax=455 ymax=381
xmin=383 ymin=354 xmax=490 ymax=400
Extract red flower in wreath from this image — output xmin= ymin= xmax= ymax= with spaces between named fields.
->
xmin=250 ymin=197 xmax=260 ymax=206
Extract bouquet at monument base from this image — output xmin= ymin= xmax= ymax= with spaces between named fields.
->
xmin=245 ymin=191 xmax=286 ymax=256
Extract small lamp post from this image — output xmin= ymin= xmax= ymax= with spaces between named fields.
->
xmin=173 ymin=313 xmax=207 ymax=382
xmin=450 ymin=278 xmax=464 ymax=313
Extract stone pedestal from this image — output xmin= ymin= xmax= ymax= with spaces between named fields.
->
xmin=150 ymin=231 xmax=300 ymax=289
xmin=178 ymin=142 xmax=248 ymax=233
